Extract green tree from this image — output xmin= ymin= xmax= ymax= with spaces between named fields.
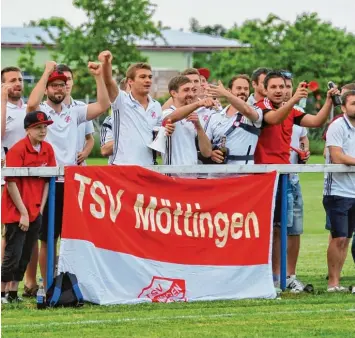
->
xmin=19 ymin=0 xmax=161 ymax=98
xmin=192 ymin=13 xmax=355 ymax=90
xmin=191 ymin=12 xmax=355 ymax=140
xmin=17 ymin=44 xmax=43 ymax=97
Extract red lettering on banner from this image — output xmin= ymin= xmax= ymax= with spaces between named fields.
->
xmin=62 ymin=166 xmax=277 ymax=266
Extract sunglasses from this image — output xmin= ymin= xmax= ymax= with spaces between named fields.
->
xmin=281 ymin=71 xmax=293 ymax=79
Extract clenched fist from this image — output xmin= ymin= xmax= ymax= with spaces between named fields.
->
xmin=88 ymin=62 xmax=102 ymax=76
xmin=98 ymin=50 xmax=113 ymax=64
xmin=45 ymin=61 xmax=57 ymax=74
xmin=1 ymin=83 xmax=12 ymax=100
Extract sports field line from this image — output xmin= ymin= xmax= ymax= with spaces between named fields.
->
xmin=3 ymin=308 xmax=355 ymax=329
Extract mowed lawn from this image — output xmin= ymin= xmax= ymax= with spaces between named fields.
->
xmin=2 ymin=156 xmax=354 ymax=337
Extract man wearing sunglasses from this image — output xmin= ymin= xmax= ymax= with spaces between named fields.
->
xmin=254 ymin=70 xmax=339 ymax=292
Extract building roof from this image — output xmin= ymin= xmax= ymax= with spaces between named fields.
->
xmin=1 ymin=27 xmax=246 ymax=52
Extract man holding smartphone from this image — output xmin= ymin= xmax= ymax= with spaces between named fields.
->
xmin=254 ymin=70 xmax=339 ymax=290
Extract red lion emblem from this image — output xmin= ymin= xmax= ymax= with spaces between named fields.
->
xmin=138 ymin=276 xmax=187 ymax=303
xmin=37 ymin=112 xmax=45 ymax=121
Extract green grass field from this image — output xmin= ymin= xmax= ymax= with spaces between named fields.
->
xmin=2 ymin=156 xmax=354 ymax=337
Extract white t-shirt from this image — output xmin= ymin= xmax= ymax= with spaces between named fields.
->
xmin=162 ymin=105 xmax=198 ymax=166
xmin=324 ymin=115 xmax=355 ymax=198
xmin=33 ymin=143 xmax=41 ymax=153
xmin=205 ymin=105 xmax=263 ymax=165
xmin=40 ymin=101 xmax=87 ymax=166
xmin=100 ymin=116 xmax=114 ymax=164
xmin=2 ymin=100 xmax=27 ymax=150
xmin=290 ymin=125 xmax=308 ymax=183
xmin=247 ymin=94 xmax=257 ymax=106
xmin=111 ymin=91 xmax=163 ymax=166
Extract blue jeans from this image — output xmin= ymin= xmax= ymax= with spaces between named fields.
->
xmin=287 ymin=178 xmax=303 ymax=235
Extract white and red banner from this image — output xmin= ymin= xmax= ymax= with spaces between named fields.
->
xmin=58 ymin=166 xmax=278 ymax=305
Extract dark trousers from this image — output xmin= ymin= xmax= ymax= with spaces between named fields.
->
xmin=352 ymin=232 xmax=355 ymax=263
xmin=1 ymin=214 xmax=42 ymax=283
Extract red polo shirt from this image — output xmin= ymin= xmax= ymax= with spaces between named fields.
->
xmin=2 ymin=136 xmax=56 ymax=224
xmin=254 ymin=98 xmax=306 ymax=164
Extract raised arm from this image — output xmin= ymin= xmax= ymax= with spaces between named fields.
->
xmin=98 ymin=50 xmax=119 ymax=103
xmin=264 ymin=82 xmax=308 ymax=125
xmin=162 ymin=97 xmax=173 ymax=110
xmin=86 ymin=62 xmax=111 ymax=121
xmin=163 ymin=98 xmax=215 ymax=123
xmin=187 ymin=113 xmax=212 ymax=158
xmin=26 ymin=61 xmax=57 ymax=113
xmin=300 ymin=88 xmax=338 ymax=128
xmin=1 ymin=84 xmax=12 ymax=138
xmin=207 ymin=81 xmax=259 ymax=122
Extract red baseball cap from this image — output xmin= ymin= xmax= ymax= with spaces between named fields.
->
xmin=198 ymin=68 xmax=210 ymax=80
xmin=47 ymin=70 xmax=67 ymax=84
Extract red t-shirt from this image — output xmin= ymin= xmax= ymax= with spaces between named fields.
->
xmin=2 ymin=136 xmax=56 ymax=223
xmin=322 ymin=114 xmax=344 ymax=141
xmin=254 ymin=98 xmax=306 ymax=164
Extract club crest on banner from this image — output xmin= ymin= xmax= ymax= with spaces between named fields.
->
xmin=138 ymin=276 xmax=187 ymax=303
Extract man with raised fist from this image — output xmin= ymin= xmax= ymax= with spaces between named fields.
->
xmin=26 ymin=60 xmax=110 ymax=288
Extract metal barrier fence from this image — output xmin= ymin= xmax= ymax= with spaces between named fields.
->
xmin=3 ymin=164 xmax=355 ymax=292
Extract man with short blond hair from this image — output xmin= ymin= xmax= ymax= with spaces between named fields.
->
xmin=98 ymin=51 xmax=174 ymax=166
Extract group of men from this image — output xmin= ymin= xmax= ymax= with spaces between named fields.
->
xmin=1 ymin=50 xmax=354 ymax=303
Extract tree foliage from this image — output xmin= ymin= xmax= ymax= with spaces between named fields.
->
xmin=191 ymin=13 xmax=355 ymax=90
xmin=19 ymin=0 xmax=160 ymax=98
xmin=17 ymin=45 xmax=43 ymax=97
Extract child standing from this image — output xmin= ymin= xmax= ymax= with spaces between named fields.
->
xmin=1 ymin=111 xmax=56 ymax=303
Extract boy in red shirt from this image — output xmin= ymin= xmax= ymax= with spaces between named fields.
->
xmin=1 ymin=111 xmax=56 ymax=303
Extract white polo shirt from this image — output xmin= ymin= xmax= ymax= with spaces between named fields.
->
xmin=162 ymin=105 xmax=198 ymax=166
xmin=100 ymin=116 xmax=114 ymax=164
xmin=40 ymin=101 xmax=87 ymax=166
xmin=2 ymin=100 xmax=27 ymax=151
xmin=1 ymin=147 xmax=5 ymax=185
xmin=205 ymin=105 xmax=263 ymax=165
xmin=69 ymin=100 xmax=95 ymax=165
xmin=324 ymin=115 xmax=355 ymax=198
xmin=196 ymin=107 xmax=214 ymax=130
xmin=111 ymin=91 xmax=163 ymax=165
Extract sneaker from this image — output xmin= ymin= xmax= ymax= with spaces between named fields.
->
xmin=6 ymin=295 xmax=23 ymax=303
xmin=327 ymin=286 xmax=349 ymax=293
xmin=1 ymin=297 xmax=9 ymax=304
xmin=287 ymin=276 xmax=305 ymax=293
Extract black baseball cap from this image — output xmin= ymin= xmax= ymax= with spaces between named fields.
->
xmin=24 ymin=111 xmax=53 ymax=129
